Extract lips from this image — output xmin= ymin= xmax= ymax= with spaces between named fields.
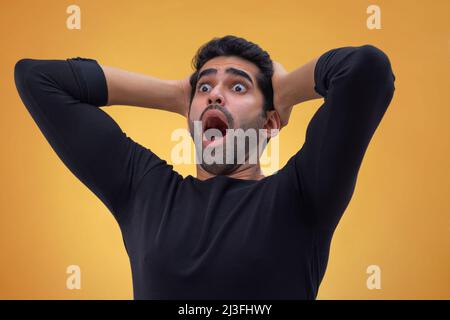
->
xmin=202 ymin=109 xmax=229 ymax=138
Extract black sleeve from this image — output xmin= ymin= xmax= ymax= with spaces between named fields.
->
xmin=290 ymin=45 xmax=396 ymax=231
xmin=14 ymin=57 xmax=167 ymax=225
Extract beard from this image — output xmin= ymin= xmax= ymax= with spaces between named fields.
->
xmin=188 ymin=105 xmax=268 ymax=176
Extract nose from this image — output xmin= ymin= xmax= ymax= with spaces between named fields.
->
xmin=207 ymin=87 xmax=225 ymax=106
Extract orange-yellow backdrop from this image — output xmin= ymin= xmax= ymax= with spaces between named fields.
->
xmin=0 ymin=0 xmax=449 ymax=299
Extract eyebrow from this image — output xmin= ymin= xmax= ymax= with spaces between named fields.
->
xmin=197 ymin=67 xmax=254 ymax=85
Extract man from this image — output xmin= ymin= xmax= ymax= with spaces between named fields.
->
xmin=14 ymin=35 xmax=395 ymax=299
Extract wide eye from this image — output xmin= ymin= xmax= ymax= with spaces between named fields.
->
xmin=232 ymin=83 xmax=247 ymax=93
xmin=198 ymin=83 xmax=212 ymax=93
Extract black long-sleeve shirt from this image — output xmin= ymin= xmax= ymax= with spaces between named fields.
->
xmin=14 ymin=45 xmax=395 ymax=299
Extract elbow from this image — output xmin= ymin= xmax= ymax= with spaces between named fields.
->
xmin=354 ymin=45 xmax=396 ymax=94
xmin=14 ymin=59 xmax=49 ymax=115
xmin=14 ymin=59 xmax=37 ymax=94
xmin=347 ymin=45 xmax=395 ymax=108
xmin=14 ymin=59 xmax=33 ymax=82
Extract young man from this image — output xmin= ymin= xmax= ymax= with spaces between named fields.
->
xmin=14 ymin=35 xmax=395 ymax=299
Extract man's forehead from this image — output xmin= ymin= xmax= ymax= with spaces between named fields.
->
xmin=200 ymin=56 xmax=259 ymax=76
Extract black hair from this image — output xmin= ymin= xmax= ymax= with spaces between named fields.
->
xmin=189 ymin=35 xmax=274 ymax=116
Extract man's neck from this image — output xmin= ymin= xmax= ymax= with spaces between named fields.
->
xmin=196 ymin=164 xmax=265 ymax=181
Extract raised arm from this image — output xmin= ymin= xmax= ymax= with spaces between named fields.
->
xmin=14 ymin=57 xmax=177 ymax=224
xmin=276 ymin=45 xmax=396 ymax=230
xmin=101 ymin=65 xmax=188 ymax=116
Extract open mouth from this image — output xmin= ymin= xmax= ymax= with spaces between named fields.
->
xmin=202 ymin=109 xmax=230 ymax=142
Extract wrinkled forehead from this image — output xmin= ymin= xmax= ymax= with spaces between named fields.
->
xmin=199 ymin=56 xmax=260 ymax=80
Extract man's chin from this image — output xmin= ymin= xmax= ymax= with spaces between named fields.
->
xmin=200 ymin=162 xmax=240 ymax=177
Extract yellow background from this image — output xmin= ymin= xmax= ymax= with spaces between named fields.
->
xmin=1 ymin=0 xmax=449 ymax=299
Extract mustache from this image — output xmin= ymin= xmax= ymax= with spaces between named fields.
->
xmin=199 ymin=104 xmax=235 ymax=129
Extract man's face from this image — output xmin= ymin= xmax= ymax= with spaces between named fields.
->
xmin=188 ymin=55 xmax=268 ymax=176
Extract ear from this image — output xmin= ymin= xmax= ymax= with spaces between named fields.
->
xmin=263 ymin=110 xmax=281 ymax=138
